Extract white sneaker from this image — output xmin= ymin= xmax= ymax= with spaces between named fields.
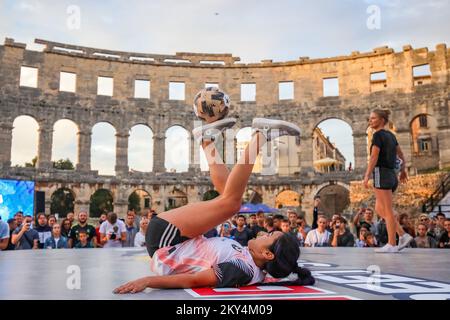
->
xmin=397 ymin=233 xmax=413 ymax=251
xmin=192 ymin=118 xmax=237 ymax=143
xmin=375 ymin=244 xmax=399 ymax=253
xmin=252 ymin=118 xmax=301 ymax=141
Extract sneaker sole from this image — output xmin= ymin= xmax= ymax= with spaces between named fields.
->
xmin=192 ymin=118 xmax=237 ymax=137
xmin=252 ymin=118 xmax=301 ymax=136
xmin=397 ymin=237 xmax=413 ymax=251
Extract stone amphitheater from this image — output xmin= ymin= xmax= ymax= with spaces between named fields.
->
xmin=0 ymin=38 xmax=449 ymax=222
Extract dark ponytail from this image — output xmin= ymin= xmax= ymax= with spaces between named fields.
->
xmin=260 ymin=233 xmax=315 ymax=286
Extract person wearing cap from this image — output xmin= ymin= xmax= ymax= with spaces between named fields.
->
xmin=0 ymin=217 xmax=10 ymax=250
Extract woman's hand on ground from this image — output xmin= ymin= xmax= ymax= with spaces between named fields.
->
xmin=113 ymin=277 xmax=149 ymax=294
xmin=363 ymin=176 xmax=369 ymax=189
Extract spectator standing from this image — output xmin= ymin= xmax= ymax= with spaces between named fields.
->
xmin=280 ymin=219 xmax=291 ymax=234
xmin=44 ymin=223 xmax=68 ymax=249
xmin=66 ymin=212 xmax=75 ymax=226
xmin=438 ymin=219 xmax=450 ymax=249
xmin=123 ymin=211 xmax=139 ymax=247
xmin=263 ymin=217 xmax=275 ymax=235
xmin=312 ymin=195 xmax=321 ymax=229
xmin=355 ymin=225 xmax=370 ymax=247
xmin=47 ymin=215 xmax=57 ymax=228
xmin=305 ymin=216 xmax=331 ymax=247
xmin=74 ymin=231 xmax=93 ymax=249
xmin=272 ymin=214 xmax=284 ymax=232
xmin=14 ymin=211 xmax=24 ymax=228
xmin=295 ymin=218 xmax=307 ymax=247
xmin=363 ymin=232 xmax=378 ymax=247
xmin=219 ymin=221 xmax=233 ymax=238
xmin=134 ymin=216 xmax=149 ymax=247
xmin=100 ymin=212 xmax=127 ymax=248
xmin=411 ymin=223 xmax=437 ymax=248
xmin=0 ymin=218 xmax=10 ymax=250
xmin=329 ymin=217 xmax=355 ymax=247
xmin=69 ymin=211 xmax=97 ymax=248
xmin=434 ymin=213 xmax=446 ymax=240
xmin=11 ymin=215 xmax=39 ymax=250
xmin=5 ymin=218 xmax=17 ymax=250
xmin=353 ymin=207 xmax=377 ymax=237
xmin=34 ymin=213 xmax=52 ymax=249
xmin=251 ymin=211 xmax=267 ymax=236
xmin=230 ymin=215 xmax=254 ymax=246
xmin=398 ymin=213 xmax=416 ymax=238
xmin=61 ymin=218 xmax=72 ymax=238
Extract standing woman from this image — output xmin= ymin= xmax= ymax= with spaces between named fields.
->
xmin=364 ymin=109 xmax=413 ymax=253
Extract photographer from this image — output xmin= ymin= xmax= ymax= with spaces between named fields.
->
xmin=100 ymin=212 xmax=127 ymax=248
xmin=11 ymin=215 xmax=39 ymax=250
xmin=329 ymin=217 xmax=355 ymax=247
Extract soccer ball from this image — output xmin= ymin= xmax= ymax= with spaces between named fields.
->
xmin=193 ymin=87 xmax=230 ymax=123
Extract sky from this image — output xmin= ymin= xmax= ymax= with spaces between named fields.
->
xmin=3 ymin=0 xmax=450 ymax=173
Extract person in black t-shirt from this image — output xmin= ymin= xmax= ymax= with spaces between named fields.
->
xmin=364 ymin=109 xmax=412 ymax=254
xmin=230 ymin=215 xmax=254 ymax=246
xmin=34 ymin=213 xmax=52 ymax=249
xmin=438 ymin=219 xmax=450 ymax=248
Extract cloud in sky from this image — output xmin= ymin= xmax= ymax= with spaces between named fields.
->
xmin=3 ymin=0 xmax=449 ymax=173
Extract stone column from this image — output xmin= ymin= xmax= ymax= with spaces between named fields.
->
xmin=76 ymin=129 xmax=92 ymax=172
xmin=115 ymin=130 xmax=129 ymax=175
xmin=113 ymin=200 xmax=129 ymax=219
xmin=0 ymin=122 xmax=13 ymax=169
xmin=189 ymin=135 xmax=200 ymax=172
xmin=299 ymin=133 xmax=315 ymax=178
xmin=437 ymin=126 xmax=450 ymax=169
xmin=395 ymin=129 xmax=413 ymax=173
xmin=37 ymin=122 xmax=53 ymax=169
xmin=353 ymin=131 xmax=368 ymax=174
xmin=153 ymin=131 xmax=166 ymax=172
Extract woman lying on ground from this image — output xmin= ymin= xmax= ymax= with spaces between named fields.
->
xmin=114 ymin=117 xmax=314 ymax=294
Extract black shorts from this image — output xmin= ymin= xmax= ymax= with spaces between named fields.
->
xmin=145 ymin=216 xmax=190 ymax=257
xmin=373 ymin=166 xmax=398 ymax=192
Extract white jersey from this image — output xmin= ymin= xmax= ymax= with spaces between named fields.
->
xmin=151 ymin=236 xmax=265 ymax=287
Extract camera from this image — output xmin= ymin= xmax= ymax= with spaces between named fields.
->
xmin=110 ymin=233 xmax=116 ymax=240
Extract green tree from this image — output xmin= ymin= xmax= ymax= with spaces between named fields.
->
xmin=128 ymin=192 xmax=141 ymax=213
xmin=90 ymin=189 xmax=114 ymax=218
xmin=50 ymin=188 xmax=75 ymax=217
xmin=53 ymin=158 xmax=75 ymax=170
xmin=25 ymin=156 xmax=37 ymax=167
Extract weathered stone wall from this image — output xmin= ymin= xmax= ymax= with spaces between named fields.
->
xmin=0 ymin=38 xmax=449 ymax=219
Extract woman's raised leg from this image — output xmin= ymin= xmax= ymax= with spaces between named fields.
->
xmin=158 ymin=131 xmax=267 ymax=238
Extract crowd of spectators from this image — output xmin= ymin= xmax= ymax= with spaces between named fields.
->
xmin=1 ymin=196 xmax=449 ymax=251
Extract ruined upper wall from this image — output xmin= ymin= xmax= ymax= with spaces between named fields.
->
xmin=0 ymin=38 xmax=448 ymax=107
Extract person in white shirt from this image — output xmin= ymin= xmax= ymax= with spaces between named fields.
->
xmin=305 ymin=216 xmax=331 ymax=247
xmin=100 ymin=212 xmax=127 ymax=248
xmin=134 ymin=216 xmax=149 ymax=247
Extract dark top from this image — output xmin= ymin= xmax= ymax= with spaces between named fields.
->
xmin=34 ymin=225 xmax=52 ymax=249
xmin=438 ymin=232 xmax=450 ymax=248
xmin=12 ymin=227 xmax=39 ymax=250
xmin=312 ymin=207 xmax=319 ymax=230
xmin=69 ymin=224 xmax=97 ymax=247
xmin=230 ymin=227 xmax=254 ymax=247
xmin=251 ymin=225 xmax=266 ymax=237
xmin=329 ymin=229 xmax=355 ymax=247
xmin=203 ymin=228 xmax=219 ymax=238
xmin=371 ymin=129 xmax=398 ymax=169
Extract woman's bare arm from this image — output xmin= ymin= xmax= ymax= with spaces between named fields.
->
xmin=113 ymin=268 xmax=218 ymax=294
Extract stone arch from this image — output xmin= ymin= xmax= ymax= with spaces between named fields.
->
xmin=315 ymin=182 xmax=350 ymax=217
xmin=89 ymin=188 xmax=114 ymax=218
xmin=275 ymin=189 xmax=301 ymax=209
xmin=91 ymin=122 xmax=117 ymax=175
xmin=166 ymin=187 xmax=188 ymax=210
xmin=128 ymin=189 xmax=152 ymax=214
xmin=128 ymin=124 xmax=154 ymax=172
xmin=312 ymin=118 xmax=354 ymax=173
xmin=165 ymin=125 xmax=190 ymax=172
xmin=11 ymin=115 xmax=39 ymax=167
xmin=52 ymin=119 xmax=79 ymax=168
xmin=50 ymin=187 xmax=75 ymax=217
